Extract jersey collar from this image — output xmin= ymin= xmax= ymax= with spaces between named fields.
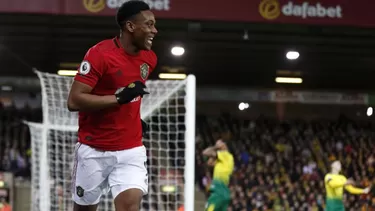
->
xmin=113 ymin=36 xmax=121 ymax=49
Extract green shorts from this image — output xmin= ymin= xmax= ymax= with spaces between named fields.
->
xmin=205 ymin=180 xmax=231 ymax=211
xmin=326 ymin=199 xmax=345 ymax=211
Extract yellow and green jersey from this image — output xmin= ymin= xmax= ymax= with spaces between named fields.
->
xmin=324 ymin=173 xmax=365 ymax=210
xmin=206 ymin=150 xmax=234 ymax=211
xmin=213 ymin=150 xmax=234 ymax=186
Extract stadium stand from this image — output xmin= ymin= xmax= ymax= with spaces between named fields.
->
xmin=2 ymin=1 xmax=375 ymax=211
xmin=0 ymin=100 xmax=185 ymax=211
xmin=196 ymin=114 xmax=375 ymax=211
xmin=2 ymin=100 xmax=375 ymax=210
xmin=0 ymin=103 xmax=41 ymax=179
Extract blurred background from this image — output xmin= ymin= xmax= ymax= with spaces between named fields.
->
xmin=1 ymin=0 xmax=375 ymax=210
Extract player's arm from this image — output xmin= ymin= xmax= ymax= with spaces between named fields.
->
xmin=67 ymin=81 xmax=118 ymax=112
xmin=67 ymin=47 xmax=117 ymax=112
xmin=207 ymin=157 xmax=216 ymax=167
xmin=202 ymin=145 xmax=228 ymax=164
xmin=345 ymin=185 xmax=370 ymax=194
xmin=68 ymin=80 xmax=148 ymax=112
xmin=202 ymin=146 xmax=217 ymax=158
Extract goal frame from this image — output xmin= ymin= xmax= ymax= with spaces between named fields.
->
xmin=26 ymin=70 xmax=196 ymax=211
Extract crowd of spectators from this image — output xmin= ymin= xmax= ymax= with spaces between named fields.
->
xmin=0 ymin=103 xmax=40 ymax=179
xmin=196 ymin=114 xmax=375 ymax=211
xmin=4 ymin=100 xmax=375 ymax=211
xmin=0 ymin=101 xmax=186 ymax=211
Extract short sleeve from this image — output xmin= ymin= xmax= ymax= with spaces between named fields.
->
xmin=324 ymin=175 xmax=331 ymax=183
xmin=217 ymin=151 xmax=225 ymax=161
xmin=74 ymin=47 xmax=106 ymax=88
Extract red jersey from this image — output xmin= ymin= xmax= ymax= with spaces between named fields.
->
xmin=74 ymin=37 xmax=157 ymax=151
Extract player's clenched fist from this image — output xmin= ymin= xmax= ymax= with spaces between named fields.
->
xmin=115 ymin=81 xmax=149 ymax=104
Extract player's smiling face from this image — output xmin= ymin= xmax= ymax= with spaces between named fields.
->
xmin=132 ymin=10 xmax=157 ymax=50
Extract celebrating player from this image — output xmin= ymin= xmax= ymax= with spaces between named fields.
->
xmin=67 ymin=1 xmax=157 ymax=211
xmin=202 ymin=139 xmax=234 ymax=211
xmin=324 ymin=160 xmax=371 ymax=211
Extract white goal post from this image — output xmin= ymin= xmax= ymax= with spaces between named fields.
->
xmin=26 ymin=70 xmax=196 ymax=211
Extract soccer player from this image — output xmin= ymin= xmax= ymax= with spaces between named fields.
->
xmin=202 ymin=139 xmax=234 ymax=211
xmin=324 ymin=160 xmax=371 ymax=211
xmin=67 ymin=1 xmax=157 ymax=211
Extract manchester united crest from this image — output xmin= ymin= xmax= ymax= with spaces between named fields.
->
xmin=140 ymin=63 xmax=149 ymax=80
xmin=76 ymin=186 xmax=84 ymax=197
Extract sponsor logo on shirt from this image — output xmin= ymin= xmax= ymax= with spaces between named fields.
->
xmin=259 ymin=0 xmax=343 ymax=20
xmin=131 ymin=96 xmax=141 ymax=103
xmin=85 ymin=136 xmax=93 ymax=141
xmin=83 ymin=0 xmax=170 ymax=13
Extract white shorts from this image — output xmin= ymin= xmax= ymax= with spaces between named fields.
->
xmin=71 ymin=143 xmax=148 ymax=206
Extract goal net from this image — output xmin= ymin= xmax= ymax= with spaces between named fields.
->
xmin=26 ymin=70 xmax=196 ymax=211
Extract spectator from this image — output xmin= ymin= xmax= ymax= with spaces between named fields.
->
xmin=197 ymin=115 xmax=375 ymax=210
xmin=0 ymin=198 xmax=11 ymax=211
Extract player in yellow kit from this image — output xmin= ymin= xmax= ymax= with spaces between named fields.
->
xmin=324 ymin=160 xmax=371 ymax=211
xmin=202 ymin=139 xmax=234 ymax=211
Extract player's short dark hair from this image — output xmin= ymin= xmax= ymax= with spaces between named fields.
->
xmin=116 ymin=0 xmax=150 ymax=29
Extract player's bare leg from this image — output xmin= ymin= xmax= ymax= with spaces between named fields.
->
xmin=73 ymin=203 xmax=98 ymax=211
xmin=114 ymin=189 xmax=143 ymax=211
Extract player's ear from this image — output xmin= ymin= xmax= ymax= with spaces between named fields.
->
xmin=125 ymin=21 xmax=135 ymax=33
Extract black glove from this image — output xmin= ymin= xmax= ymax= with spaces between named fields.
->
xmin=141 ymin=119 xmax=149 ymax=137
xmin=115 ymin=81 xmax=149 ymax=104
